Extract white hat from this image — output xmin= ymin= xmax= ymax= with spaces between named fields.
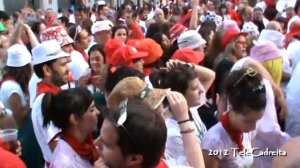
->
xmin=6 ymin=44 xmax=32 ymax=67
xmin=91 ymin=20 xmax=114 ymax=34
xmin=177 ymin=30 xmax=206 ymax=49
xmin=32 ymin=40 xmax=70 ymax=65
xmin=241 ymin=22 xmax=259 ymax=36
xmin=254 ymin=1 xmax=267 ymax=12
xmin=97 ymin=0 xmax=106 ymax=5
xmin=253 ymin=29 xmax=284 ymax=48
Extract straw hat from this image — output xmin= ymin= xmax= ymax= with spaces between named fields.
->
xmin=107 ymin=77 xmax=170 ymax=110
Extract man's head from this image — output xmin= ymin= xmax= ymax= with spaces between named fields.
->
xmin=98 ymin=4 xmax=110 ymax=17
xmin=100 ymin=99 xmax=167 ymax=168
xmin=32 ymin=40 xmax=71 ymax=87
xmin=45 ymin=8 xmax=57 ymax=27
xmin=139 ymin=7 xmax=149 ymax=21
xmin=240 ymin=6 xmax=253 ymax=22
xmin=75 ymin=4 xmax=89 ymax=24
xmin=91 ymin=20 xmax=113 ymax=45
xmin=69 ymin=25 xmax=91 ymax=50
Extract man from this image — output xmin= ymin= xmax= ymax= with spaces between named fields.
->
xmin=98 ymin=2 xmax=110 ymax=20
xmin=45 ymin=8 xmax=58 ymax=28
xmin=75 ymin=4 xmax=89 ymax=25
xmin=31 ymin=40 xmax=71 ymax=166
xmin=97 ymin=99 xmax=167 ymax=168
xmin=91 ymin=20 xmax=113 ymax=45
xmin=239 ymin=5 xmax=254 ymax=29
xmin=253 ymin=2 xmax=269 ymax=32
xmin=126 ymin=11 xmax=145 ymax=40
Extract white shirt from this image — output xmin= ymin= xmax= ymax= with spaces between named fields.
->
xmin=31 ymin=93 xmax=61 ymax=162
xmin=29 ymin=73 xmax=42 ymax=108
xmin=287 ymin=39 xmax=300 ymax=73
xmin=286 ymin=62 xmax=300 ymax=137
xmin=70 ymin=50 xmax=90 ymax=81
xmin=69 ymin=14 xmax=76 ymax=24
xmin=164 ymin=108 xmax=206 ymax=167
xmin=50 ymin=139 xmax=93 ymax=168
xmin=0 ymin=80 xmax=27 ymax=109
xmin=202 ymin=122 xmax=254 ymax=168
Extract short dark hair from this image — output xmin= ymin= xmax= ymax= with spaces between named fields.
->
xmin=2 ymin=64 xmax=32 ymax=95
xmin=76 ymin=4 xmax=90 ymax=13
xmin=151 ymin=65 xmax=197 ymax=94
xmin=33 ymin=60 xmax=56 ymax=79
xmin=223 ymin=68 xmax=266 ymax=113
xmin=58 ymin=16 xmax=69 ymax=25
xmin=98 ymin=4 xmax=107 ymax=12
xmin=0 ymin=11 xmax=9 ymax=21
xmin=105 ymin=65 xmax=145 ymax=93
xmin=104 ymin=99 xmax=167 ymax=168
xmin=42 ymin=88 xmax=93 ymax=130
xmin=295 ymin=0 xmax=300 ymax=13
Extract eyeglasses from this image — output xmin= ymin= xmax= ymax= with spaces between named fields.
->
xmin=116 ymin=99 xmax=139 ymax=144
xmin=73 ymin=25 xmax=83 ymax=40
xmin=233 ymin=68 xmax=265 ymax=93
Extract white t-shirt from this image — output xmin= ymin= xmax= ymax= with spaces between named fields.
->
xmin=50 ymin=139 xmax=93 ymax=168
xmin=31 ymin=93 xmax=61 ymax=162
xmin=0 ymin=80 xmax=28 ymax=109
xmin=69 ymin=14 xmax=76 ymax=24
xmin=287 ymin=39 xmax=300 ymax=73
xmin=164 ymin=108 xmax=206 ymax=167
xmin=286 ymin=62 xmax=300 ymax=137
xmin=202 ymin=122 xmax=254 ymax=168
xmin=69 ymin=50 xmax=90 ymax=81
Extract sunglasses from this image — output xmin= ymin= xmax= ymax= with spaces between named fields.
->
xmin=116 ymin=99 xmax=139 ymax=143
xmin=73 ymin=25 xmax=83 ymax=40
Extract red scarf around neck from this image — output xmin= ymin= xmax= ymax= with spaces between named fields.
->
xmin=37 ymin=81 xmax=60 ymax=96
xmin=220 ymin=112 xmax=244 ymax=152
xmin=61 ymin=133 xmax=100 ymax=164
xmin=75 ymin=47 xmax=89 ymax=62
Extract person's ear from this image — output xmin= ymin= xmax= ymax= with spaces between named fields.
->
xmin=43 ymin=64 xmax=53 ymax=77
xmin=69 ymin=113 xmax=80 ymax=126
xmin=126 ymin=154 xmax=143 ymax=168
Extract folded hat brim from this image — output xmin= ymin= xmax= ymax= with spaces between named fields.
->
xmin=144 ymin=88 xmax=170 ymax=110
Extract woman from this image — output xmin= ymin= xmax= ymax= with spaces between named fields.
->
xmin=151 ymin=60 xmax=215 ymax=166
xmin=42 ymin=88 xmax=100 ymax=167
xmin=202 ymin=68 xmax=267 ymax=168
xmin=112 ymin=25 xmax=129 ymax=42
xmin=0 ymin=44 xmax=32 ymax=127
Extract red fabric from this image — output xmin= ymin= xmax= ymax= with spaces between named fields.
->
xmin=0 ymin=146 xmax=26 ymax=168
xmin=0 ymin=139 xmax=11 ymax=151
xmin=105 ymin=37 xmax=125 ymax=64
xmin=37 ymin=81 xmax=60 ymax=96
xmin=172 ymin=48 xmax=204 ymax=64
xmin=155 ymin=159 xmax=169 ymax=168
xmin=180 ymin=10 xmax=192 ymax=28
xmin=128 ymin=23 xmax=145 ymax=40
xmin=264 ymin=0 xmax=276 ymax=8
xmin=61 ymin=133 xmax=100 ymax=164
xmin=220 ymin=112 xmax=244 ymax=152
xmin=229 ymin=10 xmax=242 ymax=26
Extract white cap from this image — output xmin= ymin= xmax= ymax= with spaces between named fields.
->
xmin=254 ymin=1 xmax=267 ymax=12
xmin=242 ymin=22 xmax=259 ymax=36
xmin=253 ymin=29 xmax=284 ymax=48
xmin=177 ymin=30 xmax=206 ymax=49
xmin=32 ymin=40 xmax=70 ymax=65
xmin=97 ymin=0 xmax=106 ymax=5
xmin=91 ymin=20 xmax=114 ymax=34
xmin=6 ymin=44 xmax=32 ymax=67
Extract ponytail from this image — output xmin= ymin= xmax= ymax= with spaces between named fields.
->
xmin=42 ymin=93 xmax=56 ymax=127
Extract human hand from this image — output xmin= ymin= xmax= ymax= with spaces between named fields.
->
xmin=77 ymin=75 xmax=90 ymax=87
xmin=94 ymin=157 xmax=107 ymax=168
xmin=166 ymin=59 xmax=192 ymax=71
xmin=166 ymin=91 xmax=189 ymax=121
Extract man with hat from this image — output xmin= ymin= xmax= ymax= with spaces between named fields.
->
xmin=98 ymin=1 xmax=110 ymax=20
xmin=91 ymin=20 xmax=113 ymax=45
xmin=31 ymin=40 xmax=71 ymax=166
xmin=177 ymin=30 xmax=206 ymax=53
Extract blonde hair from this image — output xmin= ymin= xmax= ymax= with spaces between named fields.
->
xmin=261 ymin=58 xmax=283 ymax=85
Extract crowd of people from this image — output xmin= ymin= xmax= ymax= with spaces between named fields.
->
xmin=0 ymin=0 xmax=300 ymax=167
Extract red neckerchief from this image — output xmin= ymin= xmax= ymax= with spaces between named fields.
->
xmin=61 ymin=133 xmax=100 ymax=164
xmin=37 ymin=81 xmax=60 ymax=96
xmin=74 ymin=47 xmax=89 ymax=62
xmin=220 ymin=112 xmax=244 ymax=152
xmin=155 ymin=159 xmax=169 ymax=168
xmin=0 ymin=139 xmax=11 ymax=151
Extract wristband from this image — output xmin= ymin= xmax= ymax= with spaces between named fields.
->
xmin=180 ymin=128 xmax=195 ymax=134
xmin=177 ymin=119 xmax=192 ymax=125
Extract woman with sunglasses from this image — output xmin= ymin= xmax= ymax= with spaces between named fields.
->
xmin=202 ymin=68 xmax=267 ymax=168
xmin=42 ymin=88 xmax=100 ymax=167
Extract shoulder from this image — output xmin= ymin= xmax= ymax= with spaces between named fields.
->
xmin=1 ymin=80 xmax=21 ymax=91
xmin=202 ymin=122 xmax=227 ymax=150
